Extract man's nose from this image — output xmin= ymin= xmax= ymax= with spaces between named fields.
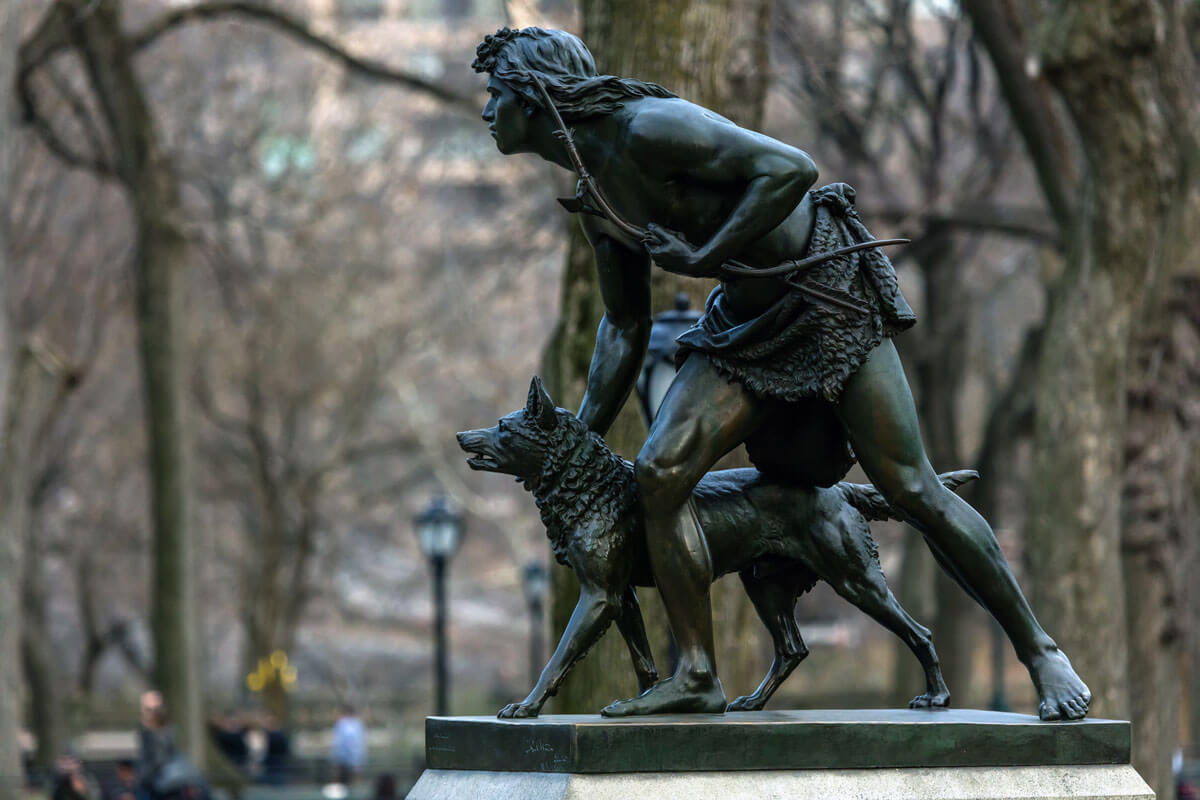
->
xmin=481 ymin=102 xmax=494 ymax=122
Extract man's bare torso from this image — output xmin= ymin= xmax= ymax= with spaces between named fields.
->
xmin=579 ymin=96 xmax=818 ymax=315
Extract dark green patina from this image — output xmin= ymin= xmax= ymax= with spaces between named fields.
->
xmin=471 ymin=26 xmax=1093 ymax=722
xmin=426 ymin=710 xmax=1129 ymax=773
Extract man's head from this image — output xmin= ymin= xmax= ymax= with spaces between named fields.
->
xmin=115 ymin=760 xmax=136 ymax=785
xmin=474 ymin=28 xmax=595 ymax=154
xmin=473 ymin=27 xmax=676 ymax=153
xmin=473 ymin=27 xmax=597 ymax=106
xmin=140 ymin=689 xmax=166 ymax=729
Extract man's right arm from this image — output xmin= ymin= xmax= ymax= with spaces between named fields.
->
xmin=576 ymin=221 xmax=651 ymax=436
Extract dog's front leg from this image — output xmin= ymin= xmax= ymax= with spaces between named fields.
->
xmin=615 ymin=586 xmax=658 ymax=692
xmin=498 ymin=586 xmax=619 ymax=719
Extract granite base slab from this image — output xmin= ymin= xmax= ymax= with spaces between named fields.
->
xmin=407 ymin=765 xmax=1152 ymax=799
xmin=406 ymin=709 xmax=1153 ymax=799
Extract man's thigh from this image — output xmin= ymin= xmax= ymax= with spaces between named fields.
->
xmin=835 ymin=339 xmax=936 ymax=489
xmin=639 ymin=354 xmax=767 ymax=481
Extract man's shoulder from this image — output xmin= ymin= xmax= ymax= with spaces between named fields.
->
xmin=626 ymin=97 xmax=735 ymax=152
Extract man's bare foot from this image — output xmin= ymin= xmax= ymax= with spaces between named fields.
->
xmin=601 ymin=673 xmax=726 ymax=717
xmin=1028 ymin=647 xmax=1090 ymax=721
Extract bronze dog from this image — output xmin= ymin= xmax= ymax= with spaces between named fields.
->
xmin=458 ymin=377 xmax=970 ymax=717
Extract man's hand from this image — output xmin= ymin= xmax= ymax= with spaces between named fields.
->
xmin=642 ymin=223 xmax=720 ymax=277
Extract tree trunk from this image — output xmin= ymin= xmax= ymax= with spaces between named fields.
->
xmin=1023 ymin=0 xmax=1199 ymax=730
xmin=542 ymin=0 xmax=772 ymax=714
xmin=67 ymin=0 xmax=204 ymax=765
xmin=21 ymin=526 xmax=65 ymax=775
xmin=966 ymin=4 xmax=1199 ymax=758
xmin=0 ymin=3 xmax=27 ymax=794
xmin=0 ymin=349 xmax=57 ymax=796
xmin=1117 ymin=8 xmax=1200 ymax=774
xmin=1121 ymin=276 xmax=1198 ymax=795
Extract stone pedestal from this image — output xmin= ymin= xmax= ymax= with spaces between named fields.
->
xmin=406 ymin=709 xmax=1154 ymax=799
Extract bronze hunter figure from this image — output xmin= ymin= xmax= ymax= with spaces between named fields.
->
xmin=471 ymin=26 xmax=1090 ymax=721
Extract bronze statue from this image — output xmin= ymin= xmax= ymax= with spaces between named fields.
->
xmin=472 ymin=27 xmax=1090 ymax=721
xmin=459 ymin=377 xmax=965 ymax=717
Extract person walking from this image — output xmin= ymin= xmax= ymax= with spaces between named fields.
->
xmin=329 ymin=705 xmax=366 ymax=786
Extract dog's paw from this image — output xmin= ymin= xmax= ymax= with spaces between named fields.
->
xmin=909 ymin=691 xmax=950 ymax=709
xmin=498 ymin=702 xmax=541 ymax=719
xmin=726 ymin=694 xmax=766 ymax=712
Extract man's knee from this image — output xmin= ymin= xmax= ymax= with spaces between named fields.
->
xmin=879 ymin=465 xmax=939 ymax=514
xmin=634 ymin=453 xmax=693 ymax=509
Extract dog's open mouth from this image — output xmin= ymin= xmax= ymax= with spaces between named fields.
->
xmin=456 ymin=429 xmax=501 ymax=471
xmin=466 ymin=453 xmax=499 ymax=470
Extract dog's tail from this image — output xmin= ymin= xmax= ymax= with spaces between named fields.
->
xmin=839 ymin=469 xmax=979 ymax=522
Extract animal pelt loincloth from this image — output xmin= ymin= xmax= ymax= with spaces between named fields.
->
xmin=675 ymin=182 xmax=916 ymax=487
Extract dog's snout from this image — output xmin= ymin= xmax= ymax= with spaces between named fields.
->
xmin=456 ymin=428 xmax=490 ymax=452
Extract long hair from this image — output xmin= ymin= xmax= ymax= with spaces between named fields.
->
xmin=472 ymin=27 xmax=677 ymax=120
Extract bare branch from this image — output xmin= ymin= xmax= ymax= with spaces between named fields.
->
xmin=43 ymin=62 xmax=114 ymax=169
xmin=128 ymin=2 xmax=476 ymax=113
xmin=17 ymin=5 xmax=116 ymax=176
xmin=19 ymin=82 xmax=115 ymax=175
xmin=16 ymin=2 xmax=73 ymax=81
xmin=866 ymin=204 xmax=1061 ymax=245
xmin=960 ymin=0 xmax=1076 ymax=232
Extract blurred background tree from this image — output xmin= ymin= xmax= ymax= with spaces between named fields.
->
xmin=540 ymin=0 xmax=773 ymax=715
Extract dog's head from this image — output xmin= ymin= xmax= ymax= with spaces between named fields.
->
xmin=456 ymin=376 xmax=562 ymax=482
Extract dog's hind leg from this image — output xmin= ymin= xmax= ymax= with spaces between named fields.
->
xmin=616 ymin=586 xmax=659 ymax=693
xmin=727 ymin=569 xmax=808 ymax=712
xmin=830 ymin=568 xmax=950 ymax=709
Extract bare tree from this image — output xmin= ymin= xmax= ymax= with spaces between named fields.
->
xmin=964 ymin=0 xmax=1200 ymax=791
xmin=538 ymin=0 xmax=772 ymax=714
xmin=14 ymin=0 xmax=473 ymax=758
xmin=1 ymin=2 xmax=29 ymax=793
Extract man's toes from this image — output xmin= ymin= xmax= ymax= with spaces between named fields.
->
xmin=1039 ymin=700 xmax=1062 ymax=721
xmin=1064 ymin=698 xmax=1087 ymax=719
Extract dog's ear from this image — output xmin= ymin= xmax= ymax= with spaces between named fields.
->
xmin=526 ymin=376 xmax=558 ymax=430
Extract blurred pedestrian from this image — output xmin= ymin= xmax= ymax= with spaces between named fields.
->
xmin=52 ymin=753 xmax=98 ymax=800
xmin=260 ymin=714 xmax=291 ymax=787
xmin=329 ymin=705 xmax=366 ymax=785
xmin=137 ymin=690 xmax=208 ymax=800
xmin=137 ymin=691 xmax=175 ymax=800
xmin=208 ymin=711 xmax=249 ymax=772
xmin=102 ymin=760 xmax=137 ymax=800
xmin=370 ymin=774 xmax=396 ymax=800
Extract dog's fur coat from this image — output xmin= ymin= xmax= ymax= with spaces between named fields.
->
xmin=458 ymin=377 xmax=968 ymax=717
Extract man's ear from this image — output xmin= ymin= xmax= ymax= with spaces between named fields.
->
xmin=525 ymin=376 xmax=558 ymax=430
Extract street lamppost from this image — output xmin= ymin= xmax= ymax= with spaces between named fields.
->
xmin=414 ymin=495 xmax=464 ymax=717
xmin=521 ymin=561 xmax=550 ymax=687
xmin=635 ymin=293 xmax=703 ymax=427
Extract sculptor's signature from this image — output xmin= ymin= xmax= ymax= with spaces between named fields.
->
xmin=525 ymin=742 xmax=554 ymax=755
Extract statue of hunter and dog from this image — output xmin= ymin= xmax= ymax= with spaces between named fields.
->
xmin=458 ymin=26 xmax=1091 ymax=722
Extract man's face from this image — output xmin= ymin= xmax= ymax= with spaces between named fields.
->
xmin=482 ymin=77 xmax=530 ymax=155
